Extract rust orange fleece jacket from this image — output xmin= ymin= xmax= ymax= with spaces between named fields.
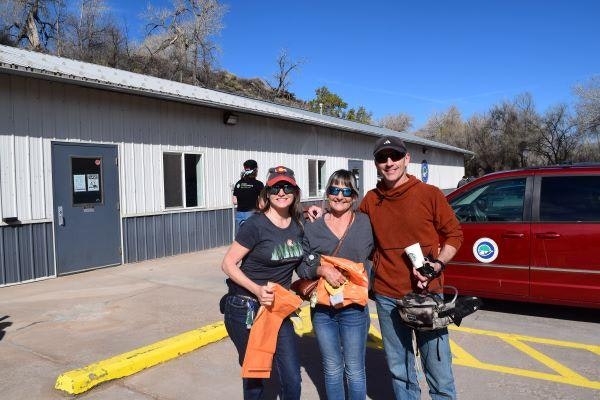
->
xmin=359 ymin=174 xmax=463 ymax=299
xmin=241 ymin=284 xmax=302 ymax=378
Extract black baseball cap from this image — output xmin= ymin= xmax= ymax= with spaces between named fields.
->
xmin=243 ymin=159 xmax=258 ymax=170
xmin=373 ymin=136 xmax=407 ymax=157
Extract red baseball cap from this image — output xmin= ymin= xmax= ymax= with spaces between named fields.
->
xmin=266 ymin=166 xmax=297 ymax=187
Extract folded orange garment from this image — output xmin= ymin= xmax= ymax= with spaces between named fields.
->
xmin=241 ymin=283 xmax=302 ymax=378
xmin=315 ymin=255 xmax=369 ymax=308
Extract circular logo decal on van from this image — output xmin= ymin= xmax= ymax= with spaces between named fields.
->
xmin=473 ymin=238 xmax=498 ymax=263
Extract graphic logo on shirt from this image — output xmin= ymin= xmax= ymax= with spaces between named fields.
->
xmin=472 ymin=238 xmax=498 ymax=263
xmin=271 ymin=239 xmax=302 ymax=261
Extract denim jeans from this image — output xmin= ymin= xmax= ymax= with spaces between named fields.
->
xmin=223 ymin=295 xmax=301 ymax=400
xmin=235 ymin=211 xmax=255 ymax=232
xmin=312 ymin=304 xmax=369 ymax=400
xmin=375 ymin=293 xmax=456 ymax=400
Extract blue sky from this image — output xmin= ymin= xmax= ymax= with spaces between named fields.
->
xmin=110 ymin=0 xmax=600 ymax=129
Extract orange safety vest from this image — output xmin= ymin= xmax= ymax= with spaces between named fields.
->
xmin=241 ymin=283 xmax=302 ymax=378
xmin=314 ymin=255 xmax=369 ymax=308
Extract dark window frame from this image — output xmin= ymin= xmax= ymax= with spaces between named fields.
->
xmin=162 ymin=151 xmax=205 ymax=210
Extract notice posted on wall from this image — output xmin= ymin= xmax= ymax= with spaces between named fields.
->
xmin=73 ymin=174 xmax=86 ymax=192
xmin=87 ymin=174 xmax=100 ymax=191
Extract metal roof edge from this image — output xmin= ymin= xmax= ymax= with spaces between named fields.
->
xmin=0 ymin=45 xmax=474 ymax=155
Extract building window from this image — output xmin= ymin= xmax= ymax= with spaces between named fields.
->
xmin=71 ymin=157 xmax=103 ymax=205
xmin=308 ymin=159 xmax=326 ymax=197
xmin=163 ymin=152 xmax=203 ymax=208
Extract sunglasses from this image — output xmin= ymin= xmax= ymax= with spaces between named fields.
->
xmin=267 ymin=185 xmax=297 ymax=195
xmin=327 ymin=186 xmax=354 ymax=197
xmin=375 ymin=151 xmax=406 ymax=164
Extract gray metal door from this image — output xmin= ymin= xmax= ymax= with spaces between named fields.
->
xmin=52 ymin=142 xmax=121 ymax=275
xmin=348 ymin=160 xmax=364 ymax=200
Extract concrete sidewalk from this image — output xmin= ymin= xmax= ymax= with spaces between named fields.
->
xmin=0 ymin=247 xmax=393 ymax=399
xmin=0 ymin=247 xmax=235 ymax=399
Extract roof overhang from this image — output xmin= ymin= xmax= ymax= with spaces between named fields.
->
xmin=0 ymin=45 xmax=474 ymax=155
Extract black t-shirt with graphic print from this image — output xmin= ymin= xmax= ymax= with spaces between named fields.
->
xmin=233 ymin=178 xmax=264 ymax=212
xmin=226 ymin=213 xmax=303 ymax=298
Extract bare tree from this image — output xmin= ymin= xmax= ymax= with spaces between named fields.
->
xmin=574 ymin=76 xmax=600 ymax=131
xmin=269 ymin=48 xmax=304 ymax=98
xmin=533 ymin=104 xmax=580 ymax=164
xmin=1 ymin=0 xmax=66 ymax=50
xmin=378 ymin=112 xmax=413 ymax=132
xmin=573 ymin=76 xmax=600 ymax=158
xmin=141 ymin=0 xmax=226 ymax=85
xmin=418 ymin=106 xmax=464 ymax=147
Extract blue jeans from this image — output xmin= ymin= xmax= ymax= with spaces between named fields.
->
xmin=375 ymin=294 xmax=456 ymax=400
xmin=235 ymin=211 xmax=255 ymax=232
xmin=223 ymin=295 xmax=301 ymax=400
xmin=312 ymin=304 xmax=369 ymax=400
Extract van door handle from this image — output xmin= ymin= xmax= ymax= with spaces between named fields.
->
xmin=502 ymin=232 xmax=525 ymax=239
xmin=536 ymin=232 xmax=561 ymax=239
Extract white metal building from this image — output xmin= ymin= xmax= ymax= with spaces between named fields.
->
xmin=0 ymin=45 xmax=472 ymax=286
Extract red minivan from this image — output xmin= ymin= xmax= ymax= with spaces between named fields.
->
xmin=444 ymin=164 xmax=600 ymax=309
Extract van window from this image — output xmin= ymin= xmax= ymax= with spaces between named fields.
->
xmin=540 ymin=176 xmax=600 ymax=222
xmin=450 ymin=178 xmax=526 ymax=222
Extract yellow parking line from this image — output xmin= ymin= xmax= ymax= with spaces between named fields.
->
xmin=55 ymin=306 xmax=599 ymax=394
xmin=55 ymin=322 xmax=228 ymax=395
xmin=370 ymin=309 xmax=599 ymax=389
xmin=450 ymin=339 xmax=600 ymax=389
xmin=502 ymin=338 xmax=587 ymax=380
xmin=449 ymin=325 xmax=600 ymax=353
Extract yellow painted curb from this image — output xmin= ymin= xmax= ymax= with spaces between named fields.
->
xmin=55 ymin=321 xmax=228 ymax=395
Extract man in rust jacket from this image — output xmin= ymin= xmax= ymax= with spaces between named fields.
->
xmin=359 ymin=135 xmax=463 ymax=400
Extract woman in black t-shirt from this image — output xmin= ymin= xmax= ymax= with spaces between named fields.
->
xmin=221 ymin=165 xmax=304 ymax=400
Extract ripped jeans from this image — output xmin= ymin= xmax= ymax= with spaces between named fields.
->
xmin=374 ymin=293 xmax=456 ymax=400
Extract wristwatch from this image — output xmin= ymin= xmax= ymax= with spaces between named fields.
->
xmin=433 ymin=259 xmax=446 ymax=276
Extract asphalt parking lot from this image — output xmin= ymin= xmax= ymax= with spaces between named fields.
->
xmin=0 ymin=247 xmax=598 ymax=399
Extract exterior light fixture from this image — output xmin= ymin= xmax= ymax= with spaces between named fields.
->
xmin=2 ymin=216 xmax=20 ymax=225
xmin=223 ymin=112 xmax=238 ymax=125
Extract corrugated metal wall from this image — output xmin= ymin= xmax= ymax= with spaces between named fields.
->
xmin=122 ymin=208 xmax=233 ymax=263
xmin=0 ymin=223 xmax=54 ymax=285
xmin=0 ymin=73 xmax=464 ymax=225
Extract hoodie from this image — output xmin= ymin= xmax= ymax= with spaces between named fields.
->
xmin=359 ymin=174 xmax=463 ymax=298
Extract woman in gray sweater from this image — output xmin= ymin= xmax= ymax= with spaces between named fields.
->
xmin=297 ymin=170 xmax=374 ymax=400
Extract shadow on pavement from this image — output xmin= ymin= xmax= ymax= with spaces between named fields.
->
xmin=0 ymin=315 xmax=12 ymax=340
xmin=264 ymin=333 xmax=394 ymax=399
xmin=479 ymin=298 xmax=600 ymax=323
xmin=0 ymin=315 xmax=12 ymax=341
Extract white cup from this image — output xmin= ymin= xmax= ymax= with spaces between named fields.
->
xmin=405 ymin=243 xmax=425 ymax=270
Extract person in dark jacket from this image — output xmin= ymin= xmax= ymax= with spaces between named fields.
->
xmin=233 ymin=159 xmax=264 ymax=231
